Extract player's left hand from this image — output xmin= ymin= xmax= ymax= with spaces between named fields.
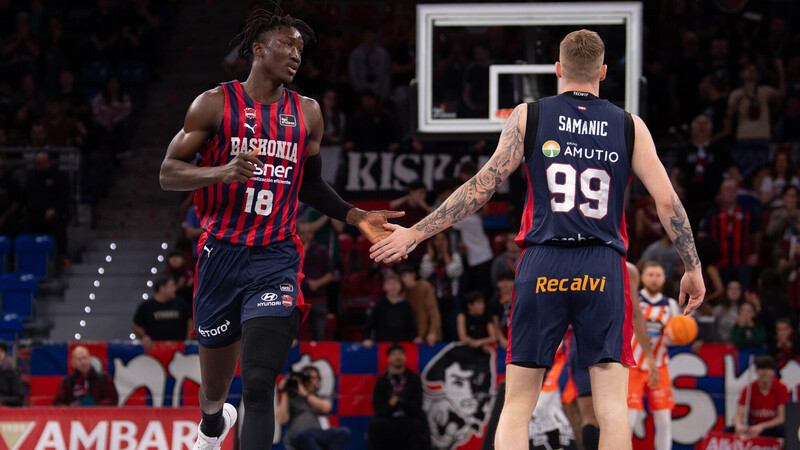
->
xmin=646 ymin=367 xmax=659 ymax=389
xmin=680 ymin=269 xmax=705 ymax=315
xmin=355 ymin=210 xmax=405 ymax=244
xmin=369 ymin=224 xmax=422 ymax=263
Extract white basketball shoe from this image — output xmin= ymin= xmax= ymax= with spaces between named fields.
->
xmin=193 ymin=403 xmax=237 ymax=450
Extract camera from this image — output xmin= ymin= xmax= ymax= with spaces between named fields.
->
xmin=282 ymin=369 xmax=312 ymax=393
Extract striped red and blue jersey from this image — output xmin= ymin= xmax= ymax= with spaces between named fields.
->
xmin=516 ymin=92 xmax=634 ymax=255
xmin=194 ymin=80 xmax=308 ymax=246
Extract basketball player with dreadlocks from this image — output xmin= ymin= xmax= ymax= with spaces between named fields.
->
xmin=160 ymin=6 xmax=402 ymax=449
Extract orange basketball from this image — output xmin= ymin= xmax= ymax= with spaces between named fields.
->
xmin=664 ymin=315 xmax=698 ymax=346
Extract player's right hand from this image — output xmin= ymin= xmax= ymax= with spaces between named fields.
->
xmin=679 ymin=269 xmax=705 ymax=315
xmin=217 ymin=154 xmax=264 ymax=184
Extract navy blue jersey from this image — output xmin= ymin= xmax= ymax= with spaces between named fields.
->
xmin=515 ymin=92 xmax=634 ymax=255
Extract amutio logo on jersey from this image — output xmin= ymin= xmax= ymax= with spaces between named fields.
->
xmin=552 ymin=115 xmax=620 ymax=163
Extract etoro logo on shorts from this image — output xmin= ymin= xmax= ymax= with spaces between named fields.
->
xmin=542 ymin=140 xmax=561 ymax=158
xmin=198 ymin=320 xmax=230 ymax=337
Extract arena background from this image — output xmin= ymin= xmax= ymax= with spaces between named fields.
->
xmin=0 ymin=0 xmax=797 ymax=449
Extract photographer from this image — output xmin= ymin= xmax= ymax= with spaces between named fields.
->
xmin=277 ymin=366 xmax=350 ymax=450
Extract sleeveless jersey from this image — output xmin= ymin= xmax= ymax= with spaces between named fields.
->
xmin=631 ymin=289 xmax=681 ymax=370
xmin=516 ymin=92 xmax=633 ymax=255
xmin=194 ymin=81 xmax=308 ymax=246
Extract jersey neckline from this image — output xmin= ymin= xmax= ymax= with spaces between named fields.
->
xmin=561 ymin=91 xmax=600 ymax=101
xmin=236 ymin=80 xmax=286 ymax=106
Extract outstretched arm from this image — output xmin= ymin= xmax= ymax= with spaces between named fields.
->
xmin=631 ymin=114 xmax=705 ymax=314
xmin=370 ymin=103 xmax=527 ymax=262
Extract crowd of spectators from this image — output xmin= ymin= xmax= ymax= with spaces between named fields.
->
xmin=0 ymin=0 xmax=170 ymax=268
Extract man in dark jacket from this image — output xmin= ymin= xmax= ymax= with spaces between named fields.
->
xmin=0 ymin=342 xmax=23 ymax=406
xmin=53 ymin=345 xmax=118 ymax=406
xmin=367 ymin=344 xmax=429 ymax=450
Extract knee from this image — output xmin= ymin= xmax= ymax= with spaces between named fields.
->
xmin=334 ymin=427 xmax=350 ymax=441
xmin=201 ymin=378 xmax=231 ymax=403
xmin=241 ymin=369 xmax=274 ymax=410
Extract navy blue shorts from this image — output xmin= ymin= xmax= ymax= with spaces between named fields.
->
xmin=506 ymin=245 xmax=634 ymax=368
xmin=568 ymin=332 xmax=592 ymax=396
xmin=193 ymin=233 xmax=306 ymax=348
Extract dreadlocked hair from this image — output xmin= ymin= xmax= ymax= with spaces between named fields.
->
xmin=233 ymin=1 xmax=316 ymax=59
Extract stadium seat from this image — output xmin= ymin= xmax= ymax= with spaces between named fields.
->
xmin=81 ymin=60 xmax=114 ymax=86
xmin=14 ymin=234 xmax=54 ymax=279
xmin=0 ymin=273 xmax=38 ymax=319
xmin=0 ymin=236 xmax=10 ymax=272
xmin=117 ymin=60 xmax=150 ymax=85
xmin=0 ymin=313 xmax=23 ymax=341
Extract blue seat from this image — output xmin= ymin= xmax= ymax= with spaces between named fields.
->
xmin=0 ymin=273 xmax=37 ymax=319
xmin=0 ymin=236 xmax=9 ymax=272
xmin=14 ymin=234 xmax=54 ymax=279
xmin=0 ymin=313 xmax=22 ymax=341
xmin=117 ymin=60 xmax=149 ymax=85
xmin=82 ymin=60 xmax=113 ymax=86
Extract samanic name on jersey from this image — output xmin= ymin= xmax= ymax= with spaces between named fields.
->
xmin=535 ymin=275 xmax=606 ymax=293
xmin=558 ymin=115 xmax=608 ymax=136
xmin=229 ymin=137 xmax=298 ymax=163
xmin=564 ymin=144 xmax=619 ymax=162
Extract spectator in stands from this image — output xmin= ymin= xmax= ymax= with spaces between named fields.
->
xmin=640 ymin=227 xmax=682 ymax=296
xmin=43 ymin=99 xmax=86 ymax=147
xmin=348 ymin=29 xmax=391 ymax=99
xmin=342 ymin=90 xmax=400 ymax=153
xmin=750 ymin=269 xmax=790 ymax=351
xmin=389 ymin=180 xmax=432 ymax=230
xmin=182 ymin=204 xmax=202 ymax=260
xmin=363 ymin=271 xmax=416 ymax=348
xmin=420 ymin=230 xmax=463 ymax=341
xmin=298 ymin=222 xmax=334 ymax=341
xmin=8 ymin=104 xmax=34 ymax=146
xmin=12 ymin=74 xmax=46 ymax=120
xmin=460 ymin=41 xmax=492 ymax=119
xmin=714 ymin=280 xmax=743 ymax=344
xmin=432 ymin=178 xmax=457 ymax=209
xmin=277 ymin=365 xmax=350 ymax=450
xmin=320 ymin=88 xmax=346 ymax=147
xmin=163 ymin=249 xmax=193 ymax=306
xmin=700 ymin=179 xmax=758 ymax=288
xmin=89 ymin=0 xmax=120 ymax=59
xmin=0 ymin=155 xmax=21 ymax=238
xmin=490 ymin=233 xmax=520 ymax=289
xmin=40 ymin=18 xmax=78 ymax=87
xmin=53 ymin=345 xmax=118 ymax=406
xmin=398 ymin=264 xmax=441 ymax=346
xmin=91 ymin=76 xmax=132 ymax=156
xmin=731 ymin=301 xmax=766 ymax=349
xmin=780 ymin=56 xmax=800 ymax=141
xmin=457 ymin=291 xmax=497 ymax=353
xmin=760 ymin=152 xmax=800 ymax=208
xmin=1 ymin=13 xmax=40 ymax=81
xmin=634 ymin=196 xmax=663 ymax=259
xmin=23 ymin=151 xmax=70 ymax=269
xmin=367 ymin=344 xmax=428 ymax=450
xmin=766 ymin=186 xmax=800 ymax=270
xmin=54 ymin=68 xmax=89 ymax=124
xmin=489 ymin=270 xmax=514 ymax=350
xmin=770 ymin=317 xmax=799 ymax=368
xmin=730 ymin=355 xmax=788 ymax=439
xmin=719 ymin=61 xmax=786 ymax=142
xmin=0 ymin=342 xmax=22 ymax=406
xmin=672 ymin=114 xmax=737 ymax=227
xmin=699 ymin=38 xmax=734 ymax=135
xmin=452 ymin=161 xmax=494 ymax=299
xmin=132 ymin=277 xmax=192 ymax=350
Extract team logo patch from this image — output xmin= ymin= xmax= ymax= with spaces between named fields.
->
xmin=280 ymin=114 xmax=297 ymax=127
xmin=542 ymin=140 xmax=561 ymax=158
xmin=244 ymin=107 xmax=256 ymax=119
xmin=282 ymin=295 xmax=293 ymax=307
xmin=280 ymin=283 xmax=294 ymax=292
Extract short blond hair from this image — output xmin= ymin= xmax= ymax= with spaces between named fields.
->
xmin=559 ymin=29 xmax=605 ymax=83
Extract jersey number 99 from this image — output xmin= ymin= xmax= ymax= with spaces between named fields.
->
xmin=546 ymin=163 xmax=610 ymax=219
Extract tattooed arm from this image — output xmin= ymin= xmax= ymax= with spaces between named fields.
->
xmin=369 ymin=104 xmax=527 ymax=263
xmin=631 ymin=114 xmax=705 ymax=314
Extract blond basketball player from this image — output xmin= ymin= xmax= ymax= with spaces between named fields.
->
xmin=628 ymin=261 xmax=680 ymax=450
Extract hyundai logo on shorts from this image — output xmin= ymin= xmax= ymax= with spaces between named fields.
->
xmin=261 ymin=292 xmax=278 ymax=301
